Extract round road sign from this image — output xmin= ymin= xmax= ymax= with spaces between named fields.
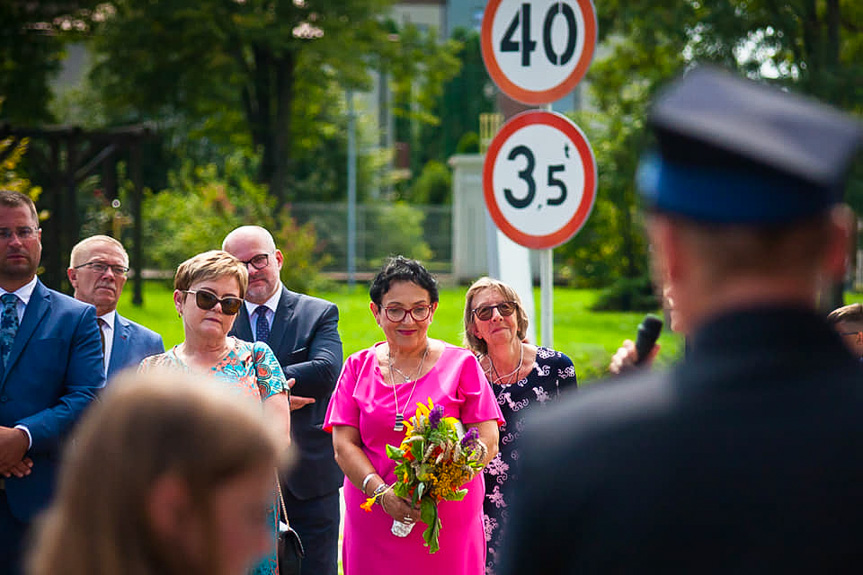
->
xmin=481 ymin=0 xmax=597 ymax=105
xmin=483 ymin=110 xmax=596 ymax=249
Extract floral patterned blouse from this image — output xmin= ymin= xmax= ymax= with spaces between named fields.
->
xmin=139 ymin=336 xmax=287 ymax=575
xmin=482 ymin=347 xmax=577 ymax=574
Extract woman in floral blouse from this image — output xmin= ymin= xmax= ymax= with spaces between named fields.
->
xmin=140 ymin=250 xmax=290 ymax=575
xmin=463 ymin=277 xmax=577 ymax=574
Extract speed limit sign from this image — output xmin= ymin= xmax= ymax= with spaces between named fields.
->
xmin=481 ymin=0 xmax=597 ymax=105
xmin=483 ymin=110 xmax=596 ymax=250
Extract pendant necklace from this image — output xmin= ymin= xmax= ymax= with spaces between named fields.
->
xmin=389 ymin=343 xmax=429 ymax=431
xmin=487 ymin=343 xmax=524 ymax=386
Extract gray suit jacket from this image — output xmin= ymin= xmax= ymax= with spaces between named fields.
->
xmin=230 ymin=285 xmax=344 ymax=499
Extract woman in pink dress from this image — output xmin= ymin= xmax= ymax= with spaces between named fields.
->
xmin=325 ymin=256 xmax=503 ymax=575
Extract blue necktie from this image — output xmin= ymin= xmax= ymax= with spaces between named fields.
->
xmin=255 ymin=306 xmax=270 ymax=343
xmin=0 ymin=293 xmax=20 ymax=367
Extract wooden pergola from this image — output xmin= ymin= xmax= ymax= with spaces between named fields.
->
xmin=0 ymin=123 xmax=155 ymax=304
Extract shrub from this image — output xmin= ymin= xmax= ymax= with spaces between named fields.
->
xmin=365 ymin=202 xmax=433 ymax=267
xmin=408 ymin=160 xmax=452 ymax=205
xmin=591 ymin=275 xmax=659 ymax=312
xmin=142 ymin=153 xmax=327 ymax=289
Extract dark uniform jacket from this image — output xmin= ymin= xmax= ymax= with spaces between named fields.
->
xmin=500 ymin=306 xmax=863 ymax=574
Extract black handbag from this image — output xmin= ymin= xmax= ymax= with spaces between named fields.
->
xmin=277 ymin=474 xmax=305 ymax=575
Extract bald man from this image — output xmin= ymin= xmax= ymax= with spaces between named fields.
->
xmin=223 ymin=226 xmax=343 ymax=575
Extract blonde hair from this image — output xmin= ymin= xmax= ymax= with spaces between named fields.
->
xmin=463 ymin=277 xmax=529 ymax=356
xmin=70 ymin=235 xmax=129 ymax=268
xmin=27 ymin=369 xmax=280 ymax=575
xmin=174 ymin=250 xmax=248 ymax=298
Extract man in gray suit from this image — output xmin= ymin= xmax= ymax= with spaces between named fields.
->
xmin=67 ymin=235 xmax=164 ymax=380
xmin=500 ymin=66 xmax=863 ymax=573
xmin=224 ymin=225 xmax=343 ymax=575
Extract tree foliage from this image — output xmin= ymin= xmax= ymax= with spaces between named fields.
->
xmin=559 ymin=0 xmax=862 ymax=294
xmin=88 ymin=0 xmax=463 ymax=207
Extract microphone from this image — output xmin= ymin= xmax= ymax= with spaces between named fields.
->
xmin=634 ymin=314 xmax=664 ymax=365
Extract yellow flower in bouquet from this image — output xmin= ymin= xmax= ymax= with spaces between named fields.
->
xmin=361 ymin=398 xmax=487 ymax=553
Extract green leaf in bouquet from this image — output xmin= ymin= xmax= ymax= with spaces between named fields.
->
xmin=420 ymin=497 xmax=441 ymax=553
xmin=386 ymin=444 xmax=404 ymax=459
xmin=443 ymin=487 xmax=469 ymax=502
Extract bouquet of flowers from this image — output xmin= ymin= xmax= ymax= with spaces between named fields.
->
xmin=361 ymin=398 xmax=487 ymax=553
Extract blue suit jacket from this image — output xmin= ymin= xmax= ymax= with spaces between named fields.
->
xmin=0 ymin=280 xmax=105 ymax=522
xmin=230 ymin=285 xmax=344 ymax=500
xmin=106 ymin=313 xmax=164 ymax=381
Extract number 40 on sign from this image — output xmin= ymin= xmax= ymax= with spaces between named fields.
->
xmin=482 ymin=0 xmax=597 ymax=105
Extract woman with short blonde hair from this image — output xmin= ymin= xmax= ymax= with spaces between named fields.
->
xmin=140 ymin=250 xmax=290 ymax=575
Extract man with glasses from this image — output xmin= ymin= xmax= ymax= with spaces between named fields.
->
xmin=223 ymin=225 xmax=343 ymax=575
xmin=67 ymin=235 xmax=164 ymax=380
xmin=0 ymin=190 xmax=105 ymax=574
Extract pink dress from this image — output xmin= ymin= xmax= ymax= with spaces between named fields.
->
xmin=325 ymin=342 xmax=504 ymax=575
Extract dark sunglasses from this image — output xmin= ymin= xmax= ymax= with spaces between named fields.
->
xmin=184 ymin=290 xmax=243 ymax=315
xmin=473 ymin=301 xmax=517 ymax=321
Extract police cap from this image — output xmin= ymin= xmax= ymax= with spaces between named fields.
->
xmin=637 ymin=65 xmax=862 ymax=224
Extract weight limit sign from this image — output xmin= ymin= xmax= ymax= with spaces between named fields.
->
xmin=483 ymin=110 xmax=596 ymax=250
xmin=481 ymin=0 xmax=597 ymax=105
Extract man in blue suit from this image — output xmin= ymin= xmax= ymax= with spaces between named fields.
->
xmin=67 ymin=235 xmax=164 ymax=380
xmin=0 ymin=190 xmax=104 ymax=574
xmin=224 ymin=225 xmax=343 ymax=575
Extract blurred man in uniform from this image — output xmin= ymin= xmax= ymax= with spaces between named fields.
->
xmin=500 ymin=66 xmax=863 ymax=573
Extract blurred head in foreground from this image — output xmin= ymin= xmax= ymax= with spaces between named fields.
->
xmin=28 ymin=369 xmax=282 ymax=575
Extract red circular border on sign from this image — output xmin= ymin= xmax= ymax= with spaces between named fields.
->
xmin=481 ymin=0 xmax=598 ymax=105
xmin=483 ymin=110 xmax=596 ymax=250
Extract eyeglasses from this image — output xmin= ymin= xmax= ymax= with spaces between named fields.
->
xmin=74 ymin=261 xmax=130 ymax=276
xmin=383 ymin=305 xmax=432 ymax=323
xmin=240 ymin=254 xmax=270 ymax=270
xmin=473 ymin=301 xmax=518 ymax=321
xmin=0 ymin=227 xmax=38 ymax=241
xmin=183 ymin=290 xmax=243 ymax=315
xmin=840 ymin=331 xmax=863 ymax=344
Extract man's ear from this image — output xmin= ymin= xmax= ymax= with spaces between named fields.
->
xmin=67 ymin=268 xmax=78 ymax=290
xmin=274 ymin=249 xmax=284 ymax=271
xmin=824 ymin=204 xmax=855 ymax=283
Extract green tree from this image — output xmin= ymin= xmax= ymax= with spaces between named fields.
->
xmin=89 ymin=1 xmax=462 ymax=208
xmin=560 ymin=0 xmax=861 ymax=302
xmin=0 ymin=2 xmax=100 ymax=124
xmin=416 ymin=28 xmax=495 ymax=168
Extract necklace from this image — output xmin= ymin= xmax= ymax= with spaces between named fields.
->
xmin=388 ymin=343 xmax=429 ymax=431
xmin=486 ymin=343 xmax=524 ymax=386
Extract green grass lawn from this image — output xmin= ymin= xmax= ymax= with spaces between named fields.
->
xmin=118 ymin=280 xmax=684 ymax=383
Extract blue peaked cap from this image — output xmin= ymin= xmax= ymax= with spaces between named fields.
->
xmin=638 ymin=66 xmax=862 ymax=224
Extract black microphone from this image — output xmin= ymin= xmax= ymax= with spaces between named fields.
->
xmin=634 ymin=314 xmax=664 ymax=365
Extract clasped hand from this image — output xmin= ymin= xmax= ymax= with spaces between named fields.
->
xmin=0 ymin=426 xmax=32 ymax=478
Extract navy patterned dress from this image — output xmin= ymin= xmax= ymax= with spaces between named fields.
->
xmin=482 ymin=347 xmax=577 ymax=574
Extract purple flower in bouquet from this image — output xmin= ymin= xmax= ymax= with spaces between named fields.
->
xmin=429 ymin=405 xmax=444 ymax=428
xmin=460 ymin=426 xmax=479 ymax=448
